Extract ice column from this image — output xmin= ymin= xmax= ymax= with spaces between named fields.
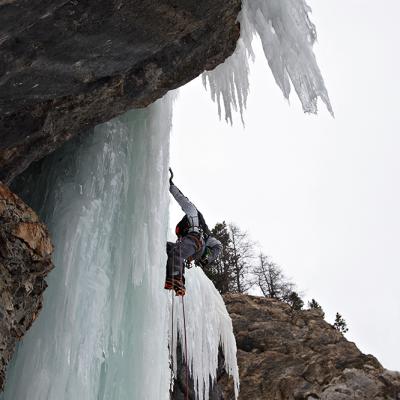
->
xmin=3 ymin=96 xmax=173 ymax=400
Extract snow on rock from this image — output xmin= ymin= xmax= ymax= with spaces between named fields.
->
xmin=203 ymin=0 xmax=333 ymax=123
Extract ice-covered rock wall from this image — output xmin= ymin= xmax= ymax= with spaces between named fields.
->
xmin=3 ymin=96 xmax=173 ymax=400
xmin=2 ymin=95 xmax=239 ymax=399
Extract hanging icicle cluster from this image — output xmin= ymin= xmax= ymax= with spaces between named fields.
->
xmin=203 ymin=0 xmax=333 ymax=124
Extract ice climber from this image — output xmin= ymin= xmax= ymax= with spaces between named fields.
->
xmin=165 ymin=169 xmax=222 ymax=296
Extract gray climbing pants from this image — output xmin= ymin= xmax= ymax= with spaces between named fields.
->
xmin=166 ymin=234 xmax=205 ymax=279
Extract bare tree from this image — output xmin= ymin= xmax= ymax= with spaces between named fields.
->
xmin=229 ymin=223 xmax=255 ymax=293
xmin=253 ymin=253 xmax=297 ymax=302
xmin=204 ymin=222 xmax=255 ymax=294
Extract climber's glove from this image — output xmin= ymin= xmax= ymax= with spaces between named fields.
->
xmin=169 ymin=168 xmax=174 ymax=185
xmin=196 ymin=247 xmax=211 ymax=267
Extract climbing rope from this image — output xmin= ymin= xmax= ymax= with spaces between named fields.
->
xmin=182 ymin=296 xmax=189 ymax=400
xmin=169 ymin=245 xmax=176 ymax=399
xmin=178 ymin=239 xmax=190 ymax=400
xmin=169 ymin=291 xmax=175 ymax=398
xmin=169 ymin=238 xmax=190 ymax=400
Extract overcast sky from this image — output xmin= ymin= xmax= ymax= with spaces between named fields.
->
xmin=169 ymin=1 xmax=400 ymax=371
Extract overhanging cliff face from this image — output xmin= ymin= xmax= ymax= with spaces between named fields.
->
xmin=0 ymin=0 xmax=241 ymax=183
xmin=0 ymin=182 xmax=53 ymax=391
xmin=216 ymin=295 xmax=400 ymax=400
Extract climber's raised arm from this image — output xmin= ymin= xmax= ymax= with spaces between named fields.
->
xmin=169 ymin=168 xmax=199 ymax=229
xmin=169 ymin=183 xmax=199 ymax=226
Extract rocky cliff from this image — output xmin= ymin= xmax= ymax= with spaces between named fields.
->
xmin=213 ymin=294 xmax=400 ymax=400
xmin=0 ymin=182 xmax=53 ymax=390
xmin=0 ymin=0 xmax=241 ymax=183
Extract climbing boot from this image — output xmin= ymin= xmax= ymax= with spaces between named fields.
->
xmin=173 ymin=277 xmax=186 ymax=297
xmin=164 ymin=277 xmax=174 ymax=290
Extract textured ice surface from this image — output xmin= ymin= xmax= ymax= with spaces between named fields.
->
xmin=170 ymin=268 xmax=239 ymax=399
xmin=203 ymin=0 xmax=333 ymax=123
xmin=3 ymin=94 xmax=238 ymax=400
xmin=4 ymin=96 xmax=173 ymax=400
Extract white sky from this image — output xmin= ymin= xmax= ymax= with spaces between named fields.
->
xmin=169 ymin=1 xmax=400 ymax=371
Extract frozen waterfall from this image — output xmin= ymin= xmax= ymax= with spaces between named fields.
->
xmin=3 ymin=95 xmax=239 ymax=400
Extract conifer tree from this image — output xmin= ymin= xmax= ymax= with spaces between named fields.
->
xmin=333 ymin=312 xmax=349 ymax=334
xmin=204 ymin=222 xmax=255 ymax=294
xmin=308 ymin=299 xmax=325 ymax=318
xmin=202 ymin=221 xmax=235 ymax=294
xmin=287 ymin=291 xmax=304 ymax=310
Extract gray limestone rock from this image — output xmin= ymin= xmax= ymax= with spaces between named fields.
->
xmin=0 ymin=0 xmax=241 ymax=183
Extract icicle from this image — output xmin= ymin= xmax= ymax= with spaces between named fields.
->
xmin=203 ymin=0 xmax=333 ymax=122
xmin=203 ymin=38 xmax=250 ymax=125
xmin=171 ymin=268 xmax=240 ymax=400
